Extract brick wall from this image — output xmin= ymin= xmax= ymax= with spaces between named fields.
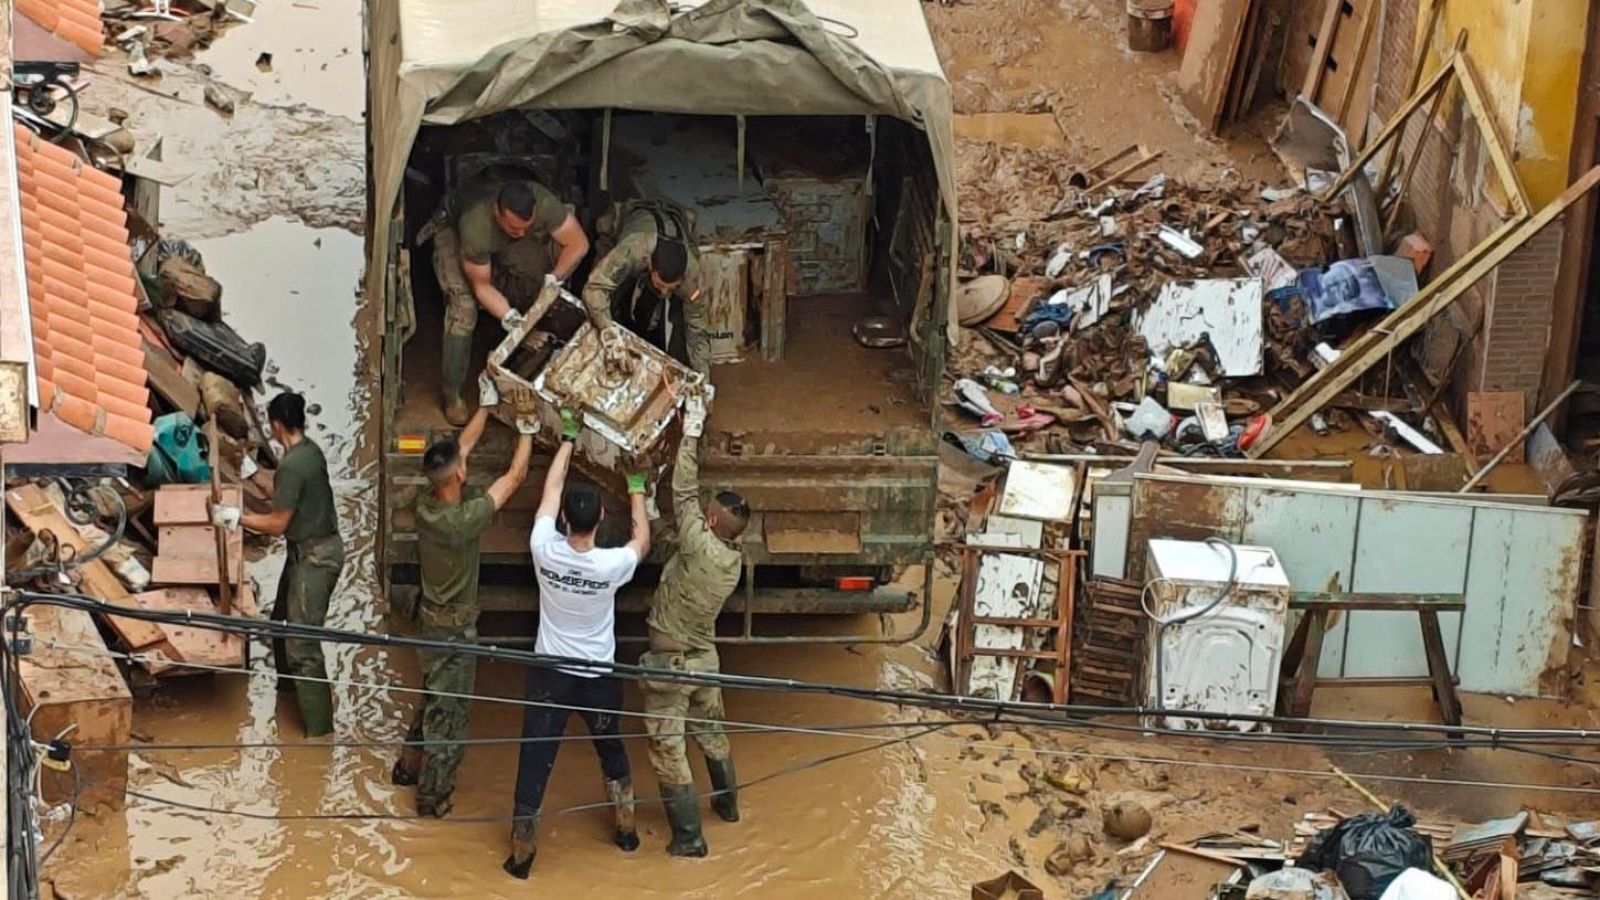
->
xmin=1479 ymin=223 xmax=1566 ymax=396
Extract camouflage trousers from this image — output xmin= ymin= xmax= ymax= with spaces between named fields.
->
xmin=429 ymin=208 xmax=551 ymax=337
xmin=405 ymin=623 xmax=479 ymax=809
xmin=639 ymin=648 xmax=731 ymax=786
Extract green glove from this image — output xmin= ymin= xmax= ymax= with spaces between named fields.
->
xmin=559 ymin=408 xmax=581 ymax=441
xmin=626 ymin=472 xmax=648 ymax=495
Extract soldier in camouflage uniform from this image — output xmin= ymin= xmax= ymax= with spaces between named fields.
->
xmin=429 ymin=177 xmax=590 ymax=425
xmin=580 ymin=200 xmax=713 ymax=375
xmin=638 ymin=389 xmax=749 ymax=856
xmin=392 ymin=376 xmax=535 ymax=817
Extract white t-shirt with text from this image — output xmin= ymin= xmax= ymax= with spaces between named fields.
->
xmin=529 ymin=516 xmax=639 ymax=677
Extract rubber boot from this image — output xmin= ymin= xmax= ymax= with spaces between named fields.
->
xmin=503 ymin=806 xmax=539 ymax=879
xmin=391 ymin=722 xmax=422 ymax=787
xmin=706 ymin=757 xmax=740 ymax=823
xmin=417 ymin=793 xmax=453 ymax=819
xmin=294 ymin=679 xmax=334 ymax=738
xmin=661 ymin=783 xmax=708 ymax=858
xmin=440 ymin=332 xmax=473 ymax=426
xmin=605 ymin=776 xmax=640 ymax=851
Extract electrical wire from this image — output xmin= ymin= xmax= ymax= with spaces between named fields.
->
xmin=15 ymin=591 xmax=1600 ymax=746
xmin=39 ymin=636 xmax=1600 ymax=762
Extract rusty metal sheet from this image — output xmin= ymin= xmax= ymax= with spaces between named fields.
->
xmin=1467 ymin=391 xmax=1525 ymax=464
xmin=1127 ymin=477 xmax=1245 ymax=581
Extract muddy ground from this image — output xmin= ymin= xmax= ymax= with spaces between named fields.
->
xmin=40 ymin=0 xmax=1600 ymax=897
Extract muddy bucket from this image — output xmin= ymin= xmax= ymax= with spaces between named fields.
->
xmin=1127 ymin=0 xmax=1174 ymax=52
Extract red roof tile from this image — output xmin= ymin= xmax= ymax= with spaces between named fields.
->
xmin=14 ymin=123 xmax=152 ymax=454
xmin=16 ymin=0 xmax=104 ymax=58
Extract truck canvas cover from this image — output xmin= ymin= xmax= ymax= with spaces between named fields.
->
xmin=366 ymin=0 xmax=958 ymax=328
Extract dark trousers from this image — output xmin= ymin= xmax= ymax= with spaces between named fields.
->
xmin=511 ymin=667 xmax=631 ymax=814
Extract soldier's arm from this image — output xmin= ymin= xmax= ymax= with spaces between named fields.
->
xmin=458 ymin=406 xmax=491 ymax=461
xmin=549 ymin=213 xmax=589 ymax=283
xmin=672 ymin=432 xmax=705 ymax=528
xmin=463 ymin=258 xmax=515 ymax=321
xmin=678 ymin=255 xmax=711 ymax=374
xmin=579 ymin=249 xmax=624 ymax=329
xmin=488 ymin=434 xmax=534 ymax=511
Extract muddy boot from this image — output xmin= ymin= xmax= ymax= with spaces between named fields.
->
xmin=661 ymin=783 xmax=708 ymax=858
xmin=502 ymin=806 xmax=539 ymax=879
xmin=418 ymin=793 xmax=453 ymax=819
xmin=706 ymin=757 xmax=740 ymax=823
xmin=440 ymin=333 xmax=473 ymax=426
xmin=391 ymin=722 xmax=423 ymax=787
xmin=605 ymin=776 xmax=640 ymax=851
xmin=294 ymin=679 xmax=334 ymax=738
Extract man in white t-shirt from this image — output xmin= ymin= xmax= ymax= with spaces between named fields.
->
xmin=505 ymin=409 xmax=651 ymax=880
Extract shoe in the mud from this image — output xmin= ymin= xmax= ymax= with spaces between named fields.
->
xmin=503 ymin=809 xmax=538 ymax=879
xmin=417 ymin=795 xmax=453 ymax=819
xmin=604 ymin=776 xmax=640 ymax=851
xmin=661 ymin=783 xmax=707 ymax=858
xmin=705 ymin=757 xmax=740 ymax=823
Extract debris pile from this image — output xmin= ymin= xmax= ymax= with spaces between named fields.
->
xmin=949 ymin=167 xmax=1365 ymax=460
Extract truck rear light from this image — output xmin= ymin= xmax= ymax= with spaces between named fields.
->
xmin=835 ymin=576 xmax=875 ymax=592
xmin=395 ymin=435 xmax=427 ymax=454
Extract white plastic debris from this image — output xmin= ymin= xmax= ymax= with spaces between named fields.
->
xmin=1246 ymin=247 xmax=1299 ymax=292
xmin=1124 ymin=396 xmax=1171 ymax=441
xmin=1377 ymin=869 xmax=1454 ymax=900
xmin=1157 ymin=225 xmax=1203 ymax=259
xmin=1045 ymin=243 xmax=1073 ymax=278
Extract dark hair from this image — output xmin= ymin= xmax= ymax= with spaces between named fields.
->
xmin=423 ymin=439 xmax=461 ymax=482
xmin=715 ymin=490 xmax=750 ymax=535
xmin=561 ymin=482 xmax=602 ymax=535
xmin=266 ymin=392 xmax=307 ymax=431
xmin=650 ymin=238 xmax=687 ymax=283
xmin=496 ymin=182 xmax=537 ymax=221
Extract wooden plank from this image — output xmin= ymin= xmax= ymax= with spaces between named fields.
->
xmin=1454 ymin=53 xmax=1533 ymax=217
xmin=1256 ymin=166 xmax=1600 ymax=458
xmin=153 ymin=484 xmax=214 ymax=525
xmin=206 ymin=419 xmax=235 ymax=616
xmin=1178 ymin=0 xmax=1255 ymax=131
xmin=1466 ymin=392 xmax=1526 ymax=465
xmin=132 ymin=589 xmax=245 ymax=669
xmin=759 ymin=239 xmax=787 ymax=362
xmin=1332 ymin=0 xmax=1379 ymax=140
xmin=4 ymin=484 xmax=167 ymax=651
xmin=152 ymin=524 xmax=244 ymax=585
xmin=1319 ymin=57 xmax=1458 ymax=203
xmin=143 ymin=339 xmax=201 ymax=417
xmin=1300 ymin=0 xmax=1346 ymax=98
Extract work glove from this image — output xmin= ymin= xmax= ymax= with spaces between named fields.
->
xmin=211 ymin=505 xmax=241 ymax=530
xmin=626 ymin=471 xmax=649 ymax=495
xmin=682 ymin=393 xmax=707 ymax=438
xmin=501 ymin=309 xmax=526 ymax=334
xmin=478 ymin=372 xmax=499 ymax=408
xmin=515 ymin=416 xmax=539 ymax=436
xmin=543 ymin=273 xmax=562 ymax=290
xmin=559 ymin=408 xmax=582 ymax=442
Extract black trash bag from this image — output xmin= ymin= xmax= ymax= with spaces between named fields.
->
xmin=1296 ymin=805 xmax=1433 ymax=900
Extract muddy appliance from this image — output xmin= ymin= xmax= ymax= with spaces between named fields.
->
xmin=1141 ymin=538 xmax=1290 ymax=732
xmin=486 ymin=284 xmax=704 ymax=499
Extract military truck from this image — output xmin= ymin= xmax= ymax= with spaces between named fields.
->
xmin=363 ymin=0 xmax=957 ymax=639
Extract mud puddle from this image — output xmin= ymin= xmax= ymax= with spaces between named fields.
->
xmin=193 ymin=0 xmax=365 ymax=120
xmin=954 ymin=113 xmax=1069 ymax=150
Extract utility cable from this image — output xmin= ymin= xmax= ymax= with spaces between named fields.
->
xmin=14 ymin=591 xmax=1600 ymax=745
xmin=40 ymin=638 xmax=1600 ymax=761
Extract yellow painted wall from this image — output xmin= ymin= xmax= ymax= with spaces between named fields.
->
xmin=1423 ymin=0 xmax=1586 ymax=206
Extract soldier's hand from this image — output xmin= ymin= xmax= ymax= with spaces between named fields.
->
xmin=501 ymin=309 xmax=526 ymax=334
xmin=478 ymin=373 xmax=500 ymax=408
xmin=515 ymin=415 xmax=540 ymax=436
xmin=559 ymin=408 xmax=582 ymax=441
xmin=211 ymin=504 xmax=241 ymax=530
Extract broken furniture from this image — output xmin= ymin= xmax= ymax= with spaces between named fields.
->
xmin=1278 ymin=591 xmax=1465 ymax=728
xmin=1143 ymin=539 xmax=1290 ymax=732
xmin=487 ymin=295 xmax=702 ymax=499
xmin=151 ymin=483 xmax=244 ymax=587
xmin=1070 ymin=575 xmax=1147 ymax=705
xmin=952 ymin=542 xmax=1081 ymax=704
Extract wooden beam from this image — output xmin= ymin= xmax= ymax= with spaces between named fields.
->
xmin=1321 ymin=57 xmax=1458 ymax=203
xmin=1333 ymin=0 xmax=1379 ymax=124
xmin=1255 ymin=166 xmax=1600 ymax=457
xmin=1454 ymin=52 xmax=1533 ymax=216
xmin=1302 ymin=0 xmax=1346 ymax=99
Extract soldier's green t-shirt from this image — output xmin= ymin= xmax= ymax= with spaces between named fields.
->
xmin=274 ymin=439 xmax=339 ymax=545
xmin=451 ymin=178 xmax=569 ymax=265
xmin=415 ymin=485 xmax=496 ymax=628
